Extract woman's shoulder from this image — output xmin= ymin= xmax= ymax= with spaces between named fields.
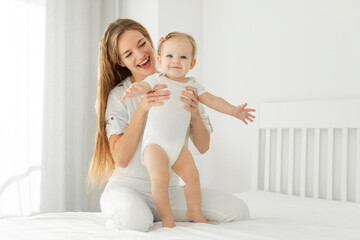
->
xmin=106 ymin=78 xmax=132 ymax=113
xmin=108 ymin=77 xmax=132 ymax=99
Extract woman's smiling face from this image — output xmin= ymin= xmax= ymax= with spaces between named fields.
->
xmin=117 ymin=29 xmax=156 ymax=82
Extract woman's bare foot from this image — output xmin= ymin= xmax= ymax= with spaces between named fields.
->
xmin=162 ymin=215 xmax=176 ymax=228
xmin=186 ymin=210 xmax=208 ymax=223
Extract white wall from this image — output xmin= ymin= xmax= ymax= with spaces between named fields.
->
xmin=203 ymin=0 xmax=360 ymax=193
xmin=119 ymin=0 xmax=360 ymax=194
xmin=157 ymin=0 xmax=204 ymax=80
xmin=120 ymin=0 xmax=159 ymax=44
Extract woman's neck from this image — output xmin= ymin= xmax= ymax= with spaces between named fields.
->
xmin=131 ymin=70 xmax=159 ymax=83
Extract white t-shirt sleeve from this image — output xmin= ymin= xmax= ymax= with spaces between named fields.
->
xmin=105 ymin=86 xmax=129 ymax=139
xmin=191 ymin=77 xmax=207 ymax=96
xmin=143 ymin=74 xmax=162 ymax=90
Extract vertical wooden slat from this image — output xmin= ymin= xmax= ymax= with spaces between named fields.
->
xmin=341 ymin=128 xmax=348 ymax=201
xmin=357 ymin=128 xmax=360 ymax=203
xmin=314 ymin=128 xmax=320 ymax=199
xmin=288 ymin=128 xmax=295 ymax=195
xmin=276 ymin=128 xmax=282 ymax=193
xmin=264 ymin=128 xmax=271 ymax=191
xmin=300 ymin=128 xmax=307 ymax=197
xmin=29 ymin=173 xmax=33 ymax=215
xmin=327 ymin=128 xmax=334 ymax=200
xmin=16 ymin=181 xmax=23 ymax=216
xmin=252 ymin=128 xmax=260 ymax=191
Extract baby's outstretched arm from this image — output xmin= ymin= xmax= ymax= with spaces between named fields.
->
xmin=232 ymin=103 xmax=256 ymax=124
xmin=121 ymin=81 xmax=152 ymax=100
xmin=198 ymin=92 xmax=256 ymax=125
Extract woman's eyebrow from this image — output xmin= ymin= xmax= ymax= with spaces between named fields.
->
xmin=121 ymin=38 xmax=145 ymax=56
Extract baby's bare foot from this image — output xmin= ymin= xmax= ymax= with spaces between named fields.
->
xmin=162 ymin=216 xmax=176 ymax=228
xmin=186 ymin=210 xmax=208 ymax=223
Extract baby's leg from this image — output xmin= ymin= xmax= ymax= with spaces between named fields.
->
xmin=143 ymin=144 xmax=175 ymax=228
xmin=171 ymin=146 xmax=207 ymax=223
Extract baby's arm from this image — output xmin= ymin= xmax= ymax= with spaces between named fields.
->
xmin=199 ymin=92 xmax=234 ymax=115
xmin=198 ymin=92 xmax=255 ymax=125
xmin=121 ymin=81 xmax=152 ymax=100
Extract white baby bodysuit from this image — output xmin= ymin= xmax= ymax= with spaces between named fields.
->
xmin=142 ymin=73 xmax=207 ymax=166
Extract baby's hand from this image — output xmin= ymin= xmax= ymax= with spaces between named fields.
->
xmin=233 ymin=103 xmax=256 ymax=125
xmin=121 ymin=83 xmax=145 ymax=100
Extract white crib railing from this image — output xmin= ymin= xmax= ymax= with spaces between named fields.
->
xmin=0 ymin=165 xmax=41 ymax=218
xmin=252 ymin=99 xmax=360 ymax=203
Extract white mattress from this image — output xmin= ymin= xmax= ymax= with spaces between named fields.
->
xmin=1 ymin=191 xmax=359 ymax=240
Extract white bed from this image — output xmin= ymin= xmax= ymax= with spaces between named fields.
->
xmin=1 ymin=191 xmax=359 ymax=240
xmin=1 ymin=99 xmax=360 ymax=240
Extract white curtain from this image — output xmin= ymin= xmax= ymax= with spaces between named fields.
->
xmin=40 ymin=0 xmax=120 ymax=213
xmin=0 ymin=0 xmax=45 ymax=218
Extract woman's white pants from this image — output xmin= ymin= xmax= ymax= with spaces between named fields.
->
xmin=100 ymin=186 xmax=250 ymax=231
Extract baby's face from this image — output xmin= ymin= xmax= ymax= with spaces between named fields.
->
xmin=158 ymin=38 xmax=195 ymax=80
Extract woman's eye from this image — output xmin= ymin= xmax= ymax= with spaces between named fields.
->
xmin=139 ymin=42 xmax=146 ymax=47
xmin=125 ymin=52 xmax=132 ymax=58
xmin=166 ymin=54 xmax=173 ymax=58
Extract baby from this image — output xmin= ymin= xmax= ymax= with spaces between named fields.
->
xmin=122 ymin=32 xmax=255 ymax=228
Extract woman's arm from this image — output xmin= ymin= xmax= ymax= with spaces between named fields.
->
xmin=109 ymin=85 xmax=169 ymax=167
xmin=109 ymin=105 xmax=147 ymax=168
xmin=181 ymin=86 xmax=211 ymax=154
xmin=190 ymin=111 xmax=210 ymax=154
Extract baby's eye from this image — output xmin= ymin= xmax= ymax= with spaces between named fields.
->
xmin=166 ymin=54 xmax=173 ymax=58
xmin=180 ymin=56 xmax=187 ymax=59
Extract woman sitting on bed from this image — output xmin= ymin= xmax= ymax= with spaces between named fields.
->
xmin=87 ymin=18 xmax=250 ymax=231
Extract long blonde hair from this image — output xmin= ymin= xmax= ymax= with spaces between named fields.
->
xmin=88 ymin=19 xmax=154 ymax=189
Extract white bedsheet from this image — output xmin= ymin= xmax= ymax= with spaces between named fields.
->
xmin=1 ymin=191 xmax=359 ymax=240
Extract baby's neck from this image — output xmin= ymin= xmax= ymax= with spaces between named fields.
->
xmin=164 ymin=74 xmax=188 ymax=83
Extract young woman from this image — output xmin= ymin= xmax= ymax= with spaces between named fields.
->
xmin=88 ymin=19 xmax=250 ymax=231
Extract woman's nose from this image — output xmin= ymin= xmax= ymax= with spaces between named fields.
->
xmin=134 ymin=49 xmax=145 ymax=60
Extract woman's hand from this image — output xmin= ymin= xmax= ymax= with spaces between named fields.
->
xmin=181 ymin=86 xmax=201 ymax=119
xmin=138 ymin=84 xmax=170 ymax=113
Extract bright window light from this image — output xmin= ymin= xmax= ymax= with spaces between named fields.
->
xmin=0 ymin=0 xmax=45 ymax=218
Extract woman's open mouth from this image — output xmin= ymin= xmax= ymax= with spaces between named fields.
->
xmin=137 ymin=57 xmax=151 ymax=69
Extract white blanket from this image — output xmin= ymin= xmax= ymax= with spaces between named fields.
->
xmin=1 ymin=191 xmax=359 ymax=240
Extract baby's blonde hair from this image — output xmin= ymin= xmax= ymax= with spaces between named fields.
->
xmin=157 ymin=32 xmax=197 ymax=59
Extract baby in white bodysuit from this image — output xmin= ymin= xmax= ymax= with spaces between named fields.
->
xmin=121 ymin=32 xmax=255 ymax=228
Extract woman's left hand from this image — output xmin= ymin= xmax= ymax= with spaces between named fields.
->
xmin=181 ymin=86 xmax=201 ymax=119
